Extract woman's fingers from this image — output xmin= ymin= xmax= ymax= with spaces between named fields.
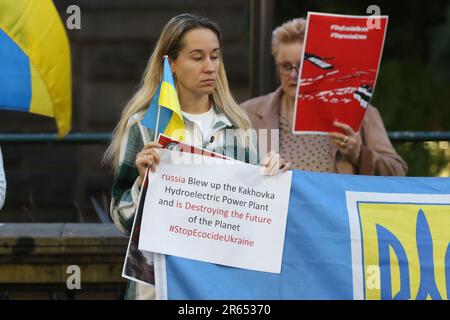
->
xmin=136 ymin=154 xmax=153 ymax=173
xmin=328 ymin=123 xmax=361 ymax=163
xmin=328 ymin=132 xmax=347 ymax=142
xmin=267 ymin=154 xmax=280 ymax=172
xmin=262 ymin=151 xmax=275 ymax=166
xmin=144 ymin=142 xmax=163 ymax=149
xmin=329 ymin=121 xmax=358 ymax=152
xmin=330 ymin=121 xmax=356 ymax=146
xmin=280 ymin=160 xmax=291 ymax=172
xmin=139 ymin=149 xmax=160 ymax=165
xmin=263 ymin=162 xmax=279 ymax=176
xmin=135 ymin=144 xmax=163 ymax=176
xmin=262 ymin=153 xmax=291 ymax=175
xmin=333 ymin=121 xmax=355 ymax=136
xmin=145 ymin=154 xmax=157 ymax=172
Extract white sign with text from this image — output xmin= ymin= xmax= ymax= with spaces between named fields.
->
xmin=138 ymin=149 xmax=292 ymax=273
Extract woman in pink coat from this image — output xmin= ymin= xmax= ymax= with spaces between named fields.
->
xmin=241 ymin=18 xmax=407 ymax=176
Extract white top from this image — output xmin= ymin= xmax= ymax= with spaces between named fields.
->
xmin=182 ymin=107 xmax=215 ymax=144
xmin=0 ymin=147 xmax=6 ymax=210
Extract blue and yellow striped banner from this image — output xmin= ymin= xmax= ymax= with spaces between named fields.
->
xmin=155 ymin=171 xmax=450 ymax=299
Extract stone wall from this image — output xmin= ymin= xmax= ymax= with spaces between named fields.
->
xmin=0 ymin=223 xmax=127 ymax=300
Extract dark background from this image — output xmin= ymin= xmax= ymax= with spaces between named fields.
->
xmin=1 ymin=0 xmax=449 ymax=223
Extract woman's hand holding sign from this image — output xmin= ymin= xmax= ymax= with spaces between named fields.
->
xmin=135 ymin=143 xmax=162 ymax=189
xmin=262 ymin=151 xmax=291 ymax=176
xmin=329 ymin=121 xmax=362 ymax=165
xmin=135 ymin=143 xmax=289 ymax=190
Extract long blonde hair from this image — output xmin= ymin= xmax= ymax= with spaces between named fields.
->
xmin=104 ymin=13 xmax=252 ymax=171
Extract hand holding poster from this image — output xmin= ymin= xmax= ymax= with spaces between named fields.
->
xmin=293 ymin=12 xmax=388 ymax=134
xmin=138 ymin=149 xmax=292 ymax=273
xmin=121 ymin=134 xmax=231 ymax=286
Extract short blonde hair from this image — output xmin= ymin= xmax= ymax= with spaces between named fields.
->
xmin=271 ymin=18 xmax=307 ymax=59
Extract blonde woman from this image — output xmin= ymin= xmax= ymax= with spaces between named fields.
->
xmin=104 ymin=14 xmax=289 ymax=299
xmin=242 ymin=18 xmax=407 ymax=176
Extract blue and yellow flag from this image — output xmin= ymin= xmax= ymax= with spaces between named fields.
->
xmin=153 ymin=171 xmax=450 ymax=300
xmin=0 ymin=0 xmax=72 ymax=137
xmin=142 ymin=56 xmax=184 ymax=140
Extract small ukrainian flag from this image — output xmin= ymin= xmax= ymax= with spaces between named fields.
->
xmin=0 ymin=0 xmax=72 ymax=138
xmin=142 ymin=56 xmax=184 ymax=140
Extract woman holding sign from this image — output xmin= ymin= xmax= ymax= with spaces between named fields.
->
xmin=241 ymin=18 xmax=407 ymax=176
xmin=104 ymin=14 xmax=289 ymax=299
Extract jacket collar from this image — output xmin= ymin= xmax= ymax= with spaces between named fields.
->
xmin=212 ymin=105 xmax=234 ymax=130
xmin=255 ymin=86 xmax=285 ymax=119
xmin=182 ymin=105 xmax=233 ymax=132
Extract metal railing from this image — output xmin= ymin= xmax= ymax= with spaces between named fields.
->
xmin=387 ymin=131 xmax=450 ymax=142
xmin=0 ymin=133 xmax=111 ymax=144
xmin=0 ymin=132 xmax=450 ymax=144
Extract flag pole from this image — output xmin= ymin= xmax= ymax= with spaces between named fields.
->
xmin=153 ymin=55 xmax=168 ymax=143
xmin=154 ymin=104 xmax=161 ymax=143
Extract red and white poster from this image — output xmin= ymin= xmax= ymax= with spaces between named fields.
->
xmin=293 ymin=12 xmax=388 ymax=134
xmin=157 ymin=134 xmax=232 ymax=160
